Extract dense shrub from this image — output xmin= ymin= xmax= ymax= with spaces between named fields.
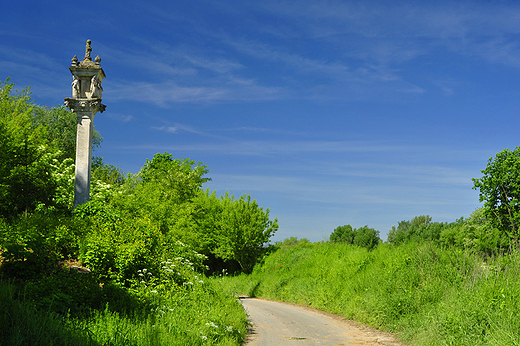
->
xmin=330 ymin=224 xmax=380 ymax=250
xmin=0 ymin=211 xmax=85 ymax=280
xmin=387 ymin=215 xmax=447 ymax=245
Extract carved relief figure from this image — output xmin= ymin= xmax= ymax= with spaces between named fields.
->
xmin=72 ymin=76 xmax=80 ymax=98
xmin=89 ymin=75 xmax=103 ymax=99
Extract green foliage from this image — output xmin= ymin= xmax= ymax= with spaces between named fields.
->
xmin=1 ymin=264 xmax=248 ymax=346
xmin=110 ymin=153 xmax=278 ymax=274
xmin=80 ymin=217 xmax=165 ymax=286
xmin=92 ymin=156 xmax=126 ymax=185
xmin=0 ymin=79 xmax=100 ymax=215
xmin=330 ymin=224 xmax=380 ymax=250
xmin=0 ymin=80 xmax=54 ymax=216
xmin=32 ymin=105 xmax=101 ymax=160
xmin=0 ymin=210 xmax=248 ymax=346
xmin=439 ymin=208 xmax=508 ymax=256
xmin=112 ymin=153 xmax=210 ymax=231
xmin=0 ymin=211 xmax=85 ymax=280
xmin=219 ymin=240 xmax=520 ymax=346
xmin=169 ymin=191 xmax=278 ymax=274
xmin=213 ymin=193 xmax=278 ymax=273
xmin=387 ymin=215 xmax=446 ymax=245
xmin=353 ymin=225 xmax=380 ymax=250
xmin=473 ymin=147 xmax=520 ymax=249
xmin=138 ymin=152 xmax=210 ymax=204
xmin=330 ymin=224 xmax=354 ymax=243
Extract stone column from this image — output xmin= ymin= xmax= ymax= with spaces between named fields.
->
xmin=65 ymin=40 xmax=106 ymax=208
xmin=74 ymin=111 xmax=94 ymax=206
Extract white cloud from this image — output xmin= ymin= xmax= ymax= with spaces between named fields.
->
xmin=106 ymin=112 xmax=134 ymax=123
xmin=151 ymin=126 xmax=179 ymax=134
xmin=116 ymin=139 xmax=408 ymax=157
xmin=105 ymin=80 xmax=285 ymax=105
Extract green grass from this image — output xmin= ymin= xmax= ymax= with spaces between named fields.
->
xmin=0 ymin=270 xmax=248 ymax=346
xmin=0 ymin=212 xmax=249 ymax=346
xmin=215 ymin=240 xmax=520 ymax=345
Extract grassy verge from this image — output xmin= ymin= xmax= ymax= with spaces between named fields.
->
xmin=1 ymin=265 xmax=248 ymax=346
xmin=0 ymin=212 xmax=249 ymax=346
xmin=215 ymin=240 xmax=520 ymax=345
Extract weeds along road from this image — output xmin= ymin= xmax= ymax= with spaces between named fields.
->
xmin=239 ymin=297 xmax=405 ymax=346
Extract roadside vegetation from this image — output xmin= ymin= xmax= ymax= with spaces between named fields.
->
xmin=0 ymin=80 xmax=278 ymax=345
xmin=217 ymin=147 xmax=520 ymax=346
xmin=3 ymin=78 xmax=520 ymax=345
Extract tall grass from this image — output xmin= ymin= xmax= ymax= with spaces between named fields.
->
xmin=0 ymin=273 xmax=248 ymax=346
xmin=216 ymin=241 xmax=520 ymax=345
xmin=0 ymin=212 xmax=249 ymax=346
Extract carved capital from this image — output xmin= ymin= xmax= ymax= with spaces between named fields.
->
xmin=64 ymin=97 xmax=106 ymax=115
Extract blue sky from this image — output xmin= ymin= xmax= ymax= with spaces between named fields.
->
xmin=1 ymin=1 xmax=519 ymax=241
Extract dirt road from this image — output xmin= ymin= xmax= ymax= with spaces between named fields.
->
xmin=240 ymin=297 xmax=406 ymax=346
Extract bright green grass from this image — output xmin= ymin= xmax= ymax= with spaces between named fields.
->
xmin=0 ymin=275 xmax=248 ymax=346
xmin=216 ymin=241 xmax=520 ymax=346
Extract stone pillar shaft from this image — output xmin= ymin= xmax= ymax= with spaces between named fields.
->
xmin=74 ymin=113 xmax=94 ymax=206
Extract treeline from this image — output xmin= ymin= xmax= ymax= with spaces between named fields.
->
xmin=332 ymin=208 xmax=514 ymax=256
xmin=331 ymin=143 xmax=520 ymax=257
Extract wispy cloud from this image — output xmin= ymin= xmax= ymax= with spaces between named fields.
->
xmin=258 ymin=1 xmax=520 ymax=68
xmin=106 ymin=112 xmax=134 ymax=123
xmin=151 ymin=123 xmax=207 ymax=136
xmin=105 ymin=80 xmax=286 ymax=105
xmin=151 ymin=126 xmax=179 ymax=134
xmin=116 ymin=139 xmax=408 ymax=156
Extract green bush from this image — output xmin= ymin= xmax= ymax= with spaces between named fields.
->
xmin=80 ymin=217 xmax=164 ymax=286
xmin=330 ymin=224 xmax=380 ymax=250
xmin=0 ymin=212 xmax=85 ymax=280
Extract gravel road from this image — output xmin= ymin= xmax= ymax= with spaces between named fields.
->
xmin=239 ymin=297 xmax=406 ymax=346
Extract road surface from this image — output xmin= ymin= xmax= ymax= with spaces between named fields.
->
xmin=239 ymin=297 xmax=406 ymax=346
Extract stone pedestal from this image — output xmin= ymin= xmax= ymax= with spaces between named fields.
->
xmin=64 ymin=40 xmax=106 ymax=208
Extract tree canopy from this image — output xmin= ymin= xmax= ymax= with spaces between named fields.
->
xmin=473 ymin=147 xmax=520 ymax=249
xmin=330 ymin=224 xmax=380 ymax=250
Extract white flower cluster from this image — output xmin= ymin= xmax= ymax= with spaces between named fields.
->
xmin=200 ymin=322 xmax=237 ymax=342
xmin=205 ymin=322 xmax=219 ymax=329
xmin=153 ymin=305 xmax=175 ymax=315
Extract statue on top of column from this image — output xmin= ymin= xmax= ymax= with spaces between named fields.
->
xmin=85 ymin=39 xmax=92 ymax=61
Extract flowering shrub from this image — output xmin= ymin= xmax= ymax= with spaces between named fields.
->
xmin=80 ymin=217 xmax=163 ymax=286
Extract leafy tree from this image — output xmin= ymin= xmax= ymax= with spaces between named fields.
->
xmin=330 ymin=224 xmax=355 ymax=243
xmin=330 ymin=224 xmax=380 ymax=250
xmin=213 ymin=193 xmax=278 ymax=273
xmin=387 ymin=215 xmax=445 ymax=244
xmin=472 ymin=147 xmax=520 ymax=249
xmin=112 ymin=152 xmax=210 ymax=231
xmin=353 ymin=225 xmax=380 ymax=250
xmin=32 ymin=105 xmax=101 ymax=160
xmin=169 ymin=191 xmax=278 ymax=273
xmin=0 ymin=80 xmax=55 ymax=217
xmin=439 ymin=208 xmax=507 ymax=255
xmin=92 ymin=156 xmax=125 ymax=186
